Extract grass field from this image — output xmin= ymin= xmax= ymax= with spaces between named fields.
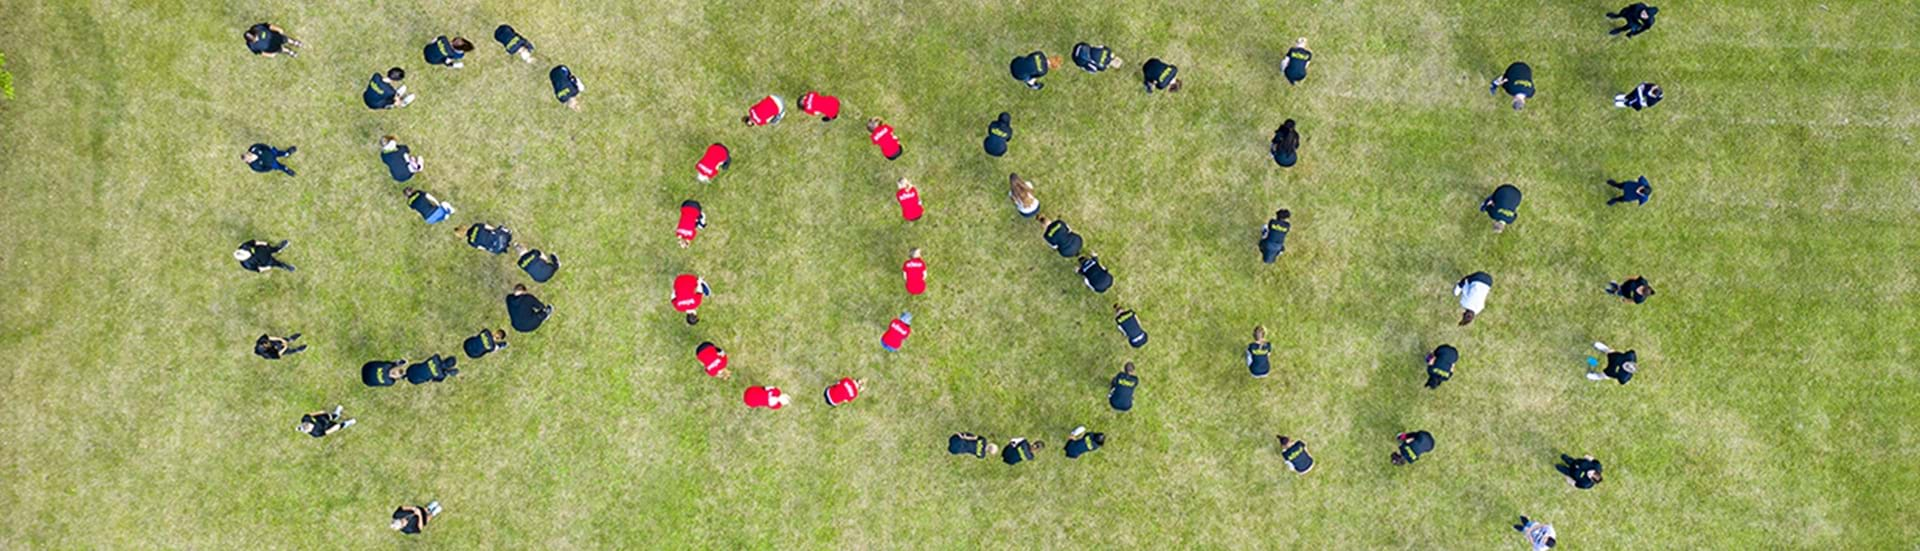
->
xmin=3 ymin=1 xmax=1919 ymax=548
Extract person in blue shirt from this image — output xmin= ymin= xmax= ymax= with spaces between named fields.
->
xmin=1425 ymin=344 xmax=1458 ymax=389
xmin=550 ymin=65 xmax=584 ymax=111
xmin=1114 ymin=304 xmax=1148 ymax=348
xmin=1071 ymin=42 xmax=1122 ymax=73
xmin=362 ymin=359 xmax=407 ymax=387
xmin=1077 ymin=254 xmax=1113 ymax=293
xmin=494 ymin=24 xmax=536 ymax=63
xmin=1280 ymin=38 xmax=1312 ymax=84
xmin=1276 ymin=435 xmax=1315 ymax=474
xmin=378 ymin=135 xmax=422 ymax=182
xmin=1038 ymin=216 xmax=1083 ymax=257
xmin=1270 ymin=120 xmax=1300 ymax=167
xmin=1008 ymin=51 xmax=1058 ymax=90
xmin=1142 ymin=58 xmax=1182 ymax=93
xmin=1391 ymin=430 xmax=1435 ymax=466
xmin=1260 ymin=209 xmax=1291 ymax=263
xmin=1481 ymin=184 xmax=1522 ymax=233
xmin=1247 ymin=326 xmax=1273 ymax=378
xmin=458 ymin=223 xmax=512 ymax=254
xmin=244 ymin=23 xmax=302 ymax=58
xmin=1607 ymin=3 xmax=1659 ymax=37
xmin=1108 ymin=361 xmax=1138 ymax=411
xmin=1605 ymin=176 xmax=1652 ymax=206
xmin=983 ymin=112 xmax=1013 ymax=157
xmin=1489 ymin=62 xmax=1533 ymax=110
xmin=234 ymin=239 xmax=294 ymax=273
xmin=363 ymin=68 xmax=415 ymax=110
xmin=506 ymin=284 xmax=553 ymax=333
xmin=243 ymin=143 xmax=297 ymax=176
xmin=515 ymin=244 xmax=559 ymax=283
xmin=423 ymin=36 xmax=474 ymax=68
xmin=1001 ymin=438 xmax=1043 ymax=465
xmin=463 ymin=328 xmax=508 ymax=359
xmin=948 ymin=433 xmax=999 ymax=458
xmin=1063 ymin=426 xmax=1105 ymax=459
xmin=402 ymin=187 xmax=454 ymax=224
xmin=404 ymin=354 xmax=459 ymax=385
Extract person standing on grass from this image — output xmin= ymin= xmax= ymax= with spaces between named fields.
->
xmin=1072 ymin=42 xmax=1122 ymax=73
xmin=403 ymin=188 xmax=455 ymax=224
xmin=1454 ymin=271 xmax=1493 ymax=325
xmin=1002 ymin=438 xmax=1043 ymax=466
xmin=380 ymin=135 xmax=423 ymax=182
xmin=550 ymin=65 xmax=583 ymax=111
xmin=462 ymin=329 xmax=508 ymax=359
xmin=391 ymin=502 xmax=441 ymax=535
xmin=506 ymin=284 xmax=552 ymax=333
xmin=1009 ymin=173 xmax=1039 ymax=217
xmin=363 ymin=67 xmax=416 ymax=110
xmin=949 ymin=432 xmax=1000 ymax=458
xmin=1604 ymin=276 xmax=1655 ymax=304
xmin=1276 ymin=436 xmax=1315 ymax=474
xmin=244 ymin=23 xmax=303 ymax=57
xmin=895 ymin=178 xmax=925 ymax=221
xmin=743 ymin=95 xmax=785 ymax=126
xmin=1247 ymin=326 xmax=1273 ymax=378
xmin=696 ymin=342 xmax=731 ymax=379
xmin=515 ymin=245 xmax=559 ymax=283
xmin=881 ymin=312 xmax=914 ymax=352
xmin=903 ymin=249 xmax=928 ymax=295
xmin=494 ymin=24 xmax=535 ymax=63
xmin=255 ymin=333 xmax=307 ymax=360
xmin=676 ymin=200 xmax=707 ymax=247
xmin=1605 ymin=176 xmax=1652 ymax=206
xmin=1270 ymin=120 xmax=1301 ymax=167
xmin=1142 ymin=58 xmax=1182 ymax=93
xmin=459 ymin=223 xmax=513 ymax=254
xmin=984 ymin=112 xmax=1014 ymax=157
xmin=1481 ymin=184 xmax=1522 ymax=233
xmin=1489 ymin=62 xmax=1534 ymax=110
xmin=744 ymin=386 xmax=791 ymax=409
xmin=824 ymin=377 xmax=864 ymax=407
xmin=1556 ymin=454 xmax=1604 ymax=489
xmin=696 ymin=143 xmax=731 ymax=183
xmin=362 ymin=359 xmax=408 ymax=387
xmin=798 ymin=91 xmax=840 ymax=121
xmin=1260 ymin=209 xmax=1291 ymax=263
xmin=868 ymin=117 xmax=903 ymax=160
xmin=1077 ymin=253 xmax=1113 ymax=293
xmin=422 ymin=36 xmax=474 ymax=69
xmin=1280 ymin=38 xmax=1313 ymax=85
xmin=1606 ymin=3 xmax=1658 ymax=37
xmin=1039 ymin=216 xmax=1084 ymax=257
xmin=404 ymin=354 xmax=459 ymax=385
xmin=244 ymin=143 xmax=297 ymax=176
xmin=1513 ymin=516 xmax=1558 ymax=549
xmin=1009 ymin=50 xmax=1058 ymax=90
xmin=1613 ymin=82 xmax=1662 ymax=111
xmin=672 ymin=274 xmax=711 ymax=325
xmin=1425 ymin=344 xmax=1458 ymax=389
xmin=1586 ymin=342 xmax=1638 ymax=384
xmin=1064 ymin=426 xmax=1105 ymax=459
xmin=297 ymin=406 xmax=355 ymax=437
xmin=1114 ymin=304 xmax=1149 ymax=348
xmin=1108 ymin=361 xmax=1139 ymax=411
xmin=235 ymin=239 xmax=295 ymax=273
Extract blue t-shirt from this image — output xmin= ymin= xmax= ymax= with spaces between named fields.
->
xmin=1261 ymin=219 xmax=1290 ymax=252
xmin=1079 ymin=257 xmax=1113 ymax=293
xmin=1400 ymin=431 xmax=1436 ymax=462
xmin=246 ymin=24 xmax=284 ymax=54
xmin=1044 ymin=221 xmax=1082 ymax=257
xmin=1247 ymin=342 xmax=1272 ymax=377
xmin=984 ymin=115 xmax=1013 ymax=157
xmin=1284 ymin=47 xmax=1312 ymax=82
xmin=363 ymin=74 xmax=397 ymax=109
xmin=1009 ymin=51 xmax=1048 ymax=81
xmin=1065 ymin=434 xmax=1102 ymax=458
xmin=495 ymin=25 xmax=533 ymax=54
xmin=1282 ymin=441 xmax=1315 ymax=472
xmin=424 ymin=36 xmax=464 ymax=66
xmin=361 ymin=361 xmax=400 ymax=387
xmin=1108 ymin=372 xmax=1138 ymax=411
xmin=1116 ymin=310 xmax=1148 ymax=348
xmin=1143 ymin=58 xmax=1178 ymax=90
xmin=1484 ymin=185 xmax=1522 ymax=223
xmin=948 ymin=434 xmax=985 ymax=457
xmin=382 ymin=145 xmax=415 ymax=182
xmin=467 ymin=225 xmax=512 ymax=254
xmin=519 ymin=250 xmax=558 ymax=283
xmin=1502 ymin=62 xmax=1535 ymax=97
xmin=1429 ymin=345 xmax=1458 ymax=379
xmin=463 ymin=331 xmax=500 ymax=359
xmin=506 ymin=293 xmax=548 ymax=333
xmin=1002 ymin=441 xmax=1033 ymax=465
xmin=1072 ymin=43 xmax=1112 ymax=73
xmin=550 ymin=65 xmax=579 ymax=103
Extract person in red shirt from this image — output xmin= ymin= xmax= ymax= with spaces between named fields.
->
xmin=880 ymin=311 xmax=913 ymax=352
xmin=744 ymin=385 xmax=790 ymax=409
xmin=895 ymin=178 xmax=924 ymax=221
xmin=824 ymin=377 xmax=864 ymax=407
xmin=675 ymin=200 xmax=706 ymax=248
xmin=695 ymin=143 xmax=730 ymax=182
xmin=903 ymin=248 xmax=927 ymax=295
xmin=671 ymin=274 xmax=711 ymax=325
xmin=798 ymin=91 xmax=840 ymax=121
xmin=695 ymin=341 xmax=730 ymax=379
xmin=867 ymin=117 xmax=902 ymax=160
xmin=742 ymin=95 xmax=785 ymax=126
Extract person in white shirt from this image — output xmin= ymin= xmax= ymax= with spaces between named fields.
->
xmin=1512 ymin=516 xmax=1557 ymax=549
xmin=1453 ymin=271 xmax=1493 ymax=325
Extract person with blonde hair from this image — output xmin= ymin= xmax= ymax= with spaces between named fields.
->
xmin=379 ymin=135 xmax=422 ymax=182
xmin=1009 ymin=173 xmax=1039 ymax=217
xmin=1246 ymin=326 xmax=1272 ymax=377
xmin=1280 ymin=37 xmax=1313 ymax=84
xmin=948 ymin=432 xmax=1000 ymax=458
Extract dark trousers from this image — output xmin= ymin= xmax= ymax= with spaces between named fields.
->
xmin=1605 ymin=180 xmax=1645 ymax=205
xmin=1607 ymin=5 xmax=1650 ymax=36
xmin=261 ymin=146 xmax=296 ymax=175
xmin=1261 ymin=244 xmax=1283 ymax=264
xmin=283 ymin=333 xmax=307 ymax=356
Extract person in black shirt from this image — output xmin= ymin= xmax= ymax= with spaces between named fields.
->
xmin=404 ymin=354 xmax=458 ymax=385
xmin=1260 ymin=209 xmax=1291 ymax=263
xmin=362 ymin=359 xmax=408 ymax=387
xmin=243 ymin=143 xmax=296 ymax=176
xmin=402 ymin=187 xmax=455 ymax=224
xmin=551 ymin=65 xmax=584 ymax=111
xmin=1077 ymin=254 xmax=1114 ymax=293
xmin=506 ymin=284 xmax=552 ymax=333
xmin=296 ymin=405 xmax=354 ymax=438
xmin=1489 ymin=62 xmax=1534 ymax=110
xmin=1002 ymin=438 xmax=1043 ymax=465
xmin=1607 ymin=3 xmax=1659 ymax=37
xmin=1064 ymin=426 xmax=1105 ymax=459
xmin=1556 ymin=454 xmax=1603 ymax=489
xmin=1008 ymin=51 xmax=1058 ymax=90
xmin=380 ymin=135 xmax=423 ymax=182
xmin=1247 ymin=326 xmax=1273 ymax=378
xmin=1425 ymin=344 xmax=1458 ymax=389
xmin=1276 ymin=435 xmax=1315 ymax=474
xmin=459 ymin=223 xmax=513 ymax=254
xmin=1071 ymin=42 xmax=1122 ymax=73
xmin=1481 ymin=184 xmax=1522 ymax=233
xmin=1586 ymin=342 xmax=1638 ymax=384
xmin=1037 ymin=216 xmax=1083 ymax=257
xmin=1391 ymin=431 xmax=1435 ymax=465
xmin=1108 ymin=361 xmax=1138 ymax=411
xmin=234 ymin=239 xmax=295 ymax=273
xmin=255 ymin=333 xmax=306 ymax=360
xmin=948 ymin=432 xmax=999 ymax=458
xmin=515 ymin=245 xmax=559 ymax=283
xmin=983 ymin=112 xmax=1013 ymax=157
xmin=1605 ymin=176 xmax=1652 ymax=206
xmin=422 ymin=36 xmax=474 ymax=69
xmin=390 ymin=501 xmax=441 ymax=535
xmin=244 ymin=23 xmax=302 ymax=57
xmin=463 ymin=329 xmax=508 ymax=359
xmin=1604 ymin=276 xmax=1654 ymax=304
xmin=1114 ymin=304 xmax=1148 ymax=348
xmin=1269 ymin=120 xmax=1300 ymax=167
xmin=363 ymin=67 xmax=415 ymax=110
xmin=494 ymin=24 xmax=536 ymax=63
xmin=1280 ymin=38 xmax=1312 ymax=84
xmin=1613 ymin=82 xmax=1662 ymax=111
xmin=1142 ymin=58 xmax=1181 ymax=93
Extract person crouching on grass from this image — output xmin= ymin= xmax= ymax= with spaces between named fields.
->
xmin=551 ymin=65 xmax=583 ymax=111
xmin=868 ymin=117 xmax=903 ymax=160
xmin=245 ymin=23 xmax=303 ymax=58
xmin=695 ymin=341 xmax=730 ymax=379
xmin=363 ymin=67 xmax=415 ymax=110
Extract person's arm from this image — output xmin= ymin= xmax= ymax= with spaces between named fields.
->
xmin=1279 ymin=57 xmax=1290 ymax=70
xmin=269 ymin=24 xmax=286 ymax=34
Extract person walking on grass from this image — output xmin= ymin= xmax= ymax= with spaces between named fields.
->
xmin=1260 ymin=209 xmax=1291 ymax=262
xmin=506 ymin=284 xmax=552 ymax=333
xmin=245 ymin=23 xmax=303 ymax=57
xmin=1002 ymin=437 xmax=1043 ymax=466
xmin=494 ymin=24 xmax=535 ymax=63
xmin=391 ymin=502 xmax=441 ymax=535
xmin=696 ymin=143 xmax=731 ymax=183
xmin=744 ymin=385 xmax=791 ymax=410
xmin=1276 ymin=435 xmax=1315 ymax=474
xmin=1247 ymin=326 xmax=1273 ymax=378
xmin=696 ymin=341 xmax=731 ymax=379
xmin=422 ymin=36 xmax=474 ymax=69
xmin=1270 ymin=120 xmax=1301 ymax=167
xmin=380 ymin=135 xmax=422 ymax=182
xmin=881 ymin=312 xmax=914 ymax=352
xmin=1142 ymin=57 xmax=1182 ymax=93
xmin=550 ymin=65 xmax=583 ymax=111
xmin=1108 ymin=361 xmax=1139 ymax=411
xmin=1072 ymin=42 xmax=1122 ymax=73
xmin=1605 ymin=176 xmax=1652 ymax=206
xmin=1606 ymin=3 xmax=1659 ymax=37
xmin=297 ymin=406 xmax=355 ymax=438
xmin=1556 ymin=454 xmax=1604 ymax=489
xmin=363 ymin=67 xmax=415 ymax=110
xmin=235 ymin=239 xmax=295 ymax=273
xmin=1280 ymin=38 xmax=1313 ymax=85
xmin=1039 ymin=216 xmax=1084 ymax=257
xmin=255 ymin=333 xmax=307 ymax=360
xmin=462 ymin=329 xmax=507 ymax=359
xmin=1114 ymin=304 xmax=1149 ymax=348
xmin=1009 ymin=172 xmax=1039 ymax=217
xmin=1425 ymin=344 xmax=1458 ymax=389
xmin=1077 ymin=253 xmax=1114 ymax=293
xmin=1613 ymin=82 xmax=1662 ymax=111
xmin=244 ymin=143 xmax=297 ymax=176
xmin=1489 ymin=62 xmax=1534 ymax=110
xmin=1454 ymin=271 xmax=1494 ymax=325
xmin=895 ymin=178 xmax=925 ymax=221
xmin=676 ymin=200 xmax=707 ymax=247
xmin=672 ymin=274 xmax=711 ymax=325
xmin=1513 ymin=516 xmax=1558 ymax=549
xmin=869 ymin=117 xmax=904 ymax=160
xmin=798 ymin=91 xmax=841 ymax=121
xmin=515 ymin=245 xmax=559 ymax=283
xmin=1604 ymin=276 xmax=1655 ymax=304
xmin=403 ymin=187 xmax=455 ymax=224
xmin=1481 ymin=184 xmax=1522 ymax=233
xmin=1009 ymin=50 xmax=1059 ymax=90
xmin=903 ymin=248 xmax=928 ymax=295
xmin=1064 ymin=426 xmax=1105 ymax=459
xmin=1390 ymin=431 xmax=1435 ymax=466
xmin=1586 ymin=342 xmax=1638 ymax=384
xmin=459 ymin=223 xmax=512 ymax=254
xmin=949 ymin=432 xmax=999 ymax=458
xmin=984 ymin=112 xmax=1015 ymax=157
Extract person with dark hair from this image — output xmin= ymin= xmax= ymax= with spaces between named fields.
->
xmin=1259 ymin=209 xmax=1291 ymax=263
xmin=1142 ymin=58 xmax=1182 ymax=93
xmin=1064 ymin=426 xmax=1105 ymax=459
xmin=1514 ymin=516 xmax=1558 ymax=549
xmin=402 ymin=187 xmax=455 ymax=224
xmin=1606 ymin=3 xmax=1658 ymax=37
xmin=695 ymin=341 xmax=730 ymax=378
xmin=1481 ymin=184 xmax=1522 ymax=233
xmin=948 ymin=432 xmax=999 ymax=458
xmin=362 ymin=358 xmax=407 ymax=387
xmin=255 ymin=333 xmax=307 ymax=360
xmin=1009 ymin=50 xmax=1059 ymax=90
xmin=1038 ymin=216 xmax=1083 ymax=257
xmin=244 ymin=143 xmax=297 ymax=176
xmin=494 ymin=24 xmax=535 ymax=63
xmin=458 ymin=223 xmax=512 ymax=254
xmin=880 ymin=312 xmax=913 ymax=352
xmin=1390 ymin=430 xmax=1436 ymax=466
xmin=379 ymin=135 xmax=423 ymax=182
xmin=1008 ymin=173 xmax=1039 ymax=217
xmin=1613 ymin=82 xmax=1662 ymax=111
xmin=1108 ymin=361 xmax=1138 ymax=411
xmin=696 ymin=144 xmax=731 ymax=183
xmin=1586 ymin=342 xmax=1638 ymax=384
xmin=1276 ymin=435 xmax=1315 ymax=474
xmin=1280 ymin=38 xmax=1313 ymax=84
xmin=1556 ymin=454 xmax=1604 ymax=489
xmin=1604 ymin=276 xmax=1654 ymax=304
xmin=824 ymin=377 xmax=864 ymax=407
xmin=1270 ymin=120 xmax=1300 ymax=167
xmin=1247 ymin=326 xmax=1273 ymax=378
xmin=1425 ymin=344 xmax=1458 ymax=389
xmin=1002 ymin=438 xmax=1043 ymax=466
xmin=363 ymin=67 xmax=415 ymax=109
xmin=390 ymin=502 xmax=441 ymax=535
xmin=984 ymin=112 xmax=1014 ymax=157
xmin=423 ymin=35 xmax=475 ymax=68
xmin=1114 ymin=304 xmax=1148 ymax=348
xmin=244 ymin=23 xmax=302 ymax=57
xmin=550 ymin=65 xmax=583 ymax=111
xmin=1605 ymin=176 xmax=1652 ymax=206
xmin=903 ymin=248 xmax=928 ymax=295
xmin=895 ymin=178 xmax=924 ymax=221
xmin=462 ymin=329 xmax=508 ymax=359
xmin=234 ymin=239 xmax=295 ymax=273
xmin=1488 ymin=62 xmax=1533 ymax=110
xmin=404 ymin=354 xmax=459 ymax=385
xmin=743 ymin=386 xmax=791 ymax=409
xmin=1071 ymin=42 xmax=1122 ymax=73
xmin=675 ymin=200 xmax=707 ymax=247
xmin=506 ymin=284 xmax=552 ymax=333
xmin=868 ymin=117 xmax=903 ymax=160
xmin=515 ymin=245 xmax=559 ymax=283
xmin=671 ymin=274 xmax=711 ymax=325
xmin=1454 ymin=271 xmax=1494 ymax=325
xmin=743 ymin=95 xmax=785 ymax=126
xmin=297 ymin=406 xmax=355 ymax=437
xmin=798 ymin=91 xmax=840 ymax=121
xmin=1077 ymin=254 xmax=1113 ymax=293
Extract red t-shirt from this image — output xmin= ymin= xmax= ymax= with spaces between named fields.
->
xmin=696 ymin=343 xmax=728 ymax=377
xmin=744 ymin=386 xmax=783 ymax=409
xmin=881 ymin=318 xmax=912 ymax=349
xmin=696 ymin=144 xmax=729 ymax=181
xmin=799 ymin=91 xmax=840 ymax=120
xmin=676 ymin=204 xmax=703 ymax=243
xmin=825 ymin=378 xmax=860 ymax=405
xmin=748 ymin=96 xmax=783 ymax=126
xmin=870 ymin=124 xmax=902 ymax=159
xmin=903 ymin=258 xmax=927 ymax=295
xmin=896 ymin=186 xmax=924 ymax=221
xmin=672 ymin=274 xmax=704 ymax=312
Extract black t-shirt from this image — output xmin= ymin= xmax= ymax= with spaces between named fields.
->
xmin=506 ymin=293 xmax=549 ymax=333
xmin=1429 ymin=345 xmax=1459 ymax=378
xmin=1400 ymin=431 xmax=1436 ymax=462
xmin=1484 ymin=185 xmax=1522 ymax=223
xmin=1079 ymin=257 xmax=1113 ymax=293
xmin=1502 ymin=63 xmax=1535 ymax=97
xmin=1605 ymin=350 xmax=1637 ymax=384
xmin=1065 ymin=434 xmax=1102 ymax=458
xmin=392 ymin=508 xmax=423 ymax=534
xmin=1009 ymin=51 xmax=1048 ymax=80
xmin=247 ymin=143 xmax=277 ymax=172
xmin=1072 ymin=43 xmax=1112 ymax=72
xmin=1108 ymin=372 xmax=1138 ymax=411
xmin=1143 ymin=58 xmax=1177 ymax=89
xmin=1247 ymin=341 xmax=1272 ymax=377
xmin=495 ymin=25 xmax=532 ymax=53
xmin=362 ymin=361 xmax=400 ymax=387
xmin=1622 ymin=278 xmax=1651 ymax=303
xmin=363 ymin=74 xmax=397 ymax=109
xmin=246 ymin=24 xmax=284 ymax=54
xmin=237 ymin=241 xmax=276 ymax=271
xmin=519 ymin=250 xmax=558 ymax=283
xmin=423 ymin=36 xmax=462 ymax=66
xmin=1284 ymin=47 xmax=1312 ymax=82
xmin=407 ymin=190 xmax=438 ymax=219
xmin=948 ymin=434 xmax=985 ymax=457
xmin=382 ymin=145 xmax=415 ymax=182
xmin=550 ymin=65 xmax=579 ymax=103
xmin=405 ymin=361 xmax=437 ymax=385
xmin=467 ymin=225 xmax=512 ymax=254
xmin=1116 ymin=310 xmax=1148 ymax=348
xmin=1044 ymin=221 xmax=1082 ymax=257
xmin=1002 ymin=440 xmax=1033 ymax=465
xmin=1261 ymin=219 xmax=1290 ymax=251
xmin=301 ymin=414 xmax=333 ymax=437
xmin=255 ymin=335 xmax=282 ymax=359
xmin=463 ymin=331 xmax=501 ymax=359
xmin=984 ymin=115 xmax=1013 ymax=156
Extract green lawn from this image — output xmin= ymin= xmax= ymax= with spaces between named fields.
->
xmin=2 ymin=1 xmax=1917 ymax=548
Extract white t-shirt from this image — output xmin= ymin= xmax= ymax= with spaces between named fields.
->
xmin=1456 ymin=280 xmax=1491 ymax=313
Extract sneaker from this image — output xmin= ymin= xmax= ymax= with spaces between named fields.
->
xmin=341 ymin=418 xmax=357 ymax=427
xmin=1071 ymin=426 xmax=1087 ymax=438
xmin=1593 ymin=342 xmax=1611 ymax=353
xmin=426 ymin=501 xmax=442 ymax=515
xmin=286 ymin=146 xmax=297 ymax=156
xmin=1586 ymin=372 xmax=1607 ymax=381
xmin=332 ymin=405 xmax=343 ymax=417
xmin=451 ymin=62 xmax=464 ymax=69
